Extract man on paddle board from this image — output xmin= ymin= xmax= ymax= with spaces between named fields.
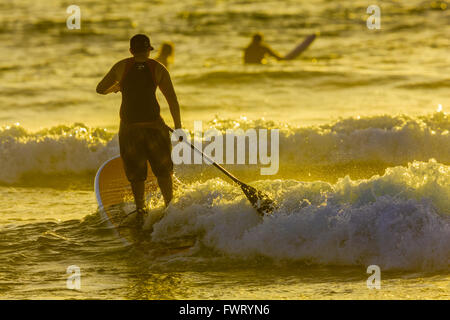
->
xmin=96 ymin=34 xmax=181 ymax=227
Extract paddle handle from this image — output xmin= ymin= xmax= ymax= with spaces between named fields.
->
xmin=167 ymin=127 xmax=243 ymax=186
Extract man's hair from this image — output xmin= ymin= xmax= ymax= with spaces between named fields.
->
xmin=130 ymin=34 xmax=154 ymax=53
xmin=252 ymin=33 xmax=263 ymax=43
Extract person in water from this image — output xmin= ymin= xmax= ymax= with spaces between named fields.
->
xmin=243 ymin=33 xmax=283 ymax=64
xmin=96 ymin=34 xmax=181 ymax=228
xmin=155 ymin=42 xmax=174 ymax=68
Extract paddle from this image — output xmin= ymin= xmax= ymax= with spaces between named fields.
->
xmin=167 ymin=127 xmax=275 ymax=216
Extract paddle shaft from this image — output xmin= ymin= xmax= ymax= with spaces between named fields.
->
xmin=167 ymin=126 xmax=275 ymax=216
xmin=167 ymin=127 xmax=244 ymax=186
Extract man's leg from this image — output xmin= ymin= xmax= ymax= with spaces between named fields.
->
xmin=119 ymin=125 xmax=147 ymax=229
xmin=146 ymin=127 xmax=174 ymax=207
xmin=156 ymin=173 xmax=173 ymax=207
xmin=131 ymin=180 xmax=145 ymax=210
xmin=131 ymin=180 xmax=146 ymax=229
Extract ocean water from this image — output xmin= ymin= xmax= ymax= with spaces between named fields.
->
xmin=0 ymin=0 xmax=449 ymax=299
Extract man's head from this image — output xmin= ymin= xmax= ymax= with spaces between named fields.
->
xmin=252 ymin=33 xmax=263 ymax=44
xmin=160 ymin=42 xmax=174 ymax=57
xmin=129 ymin=34 xmax=154 ymax=57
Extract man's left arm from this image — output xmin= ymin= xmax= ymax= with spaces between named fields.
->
xmin=157 ymin=66 xmax=182 ymax=129
xmin=265 ymin=46 xmax=284 ymax=61
xmin=96 ymin=63 xmax=120 ymax=95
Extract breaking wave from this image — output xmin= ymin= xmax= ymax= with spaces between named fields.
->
xmin=0 ymin=112 xmax=448 ymax=183
xmin=152 ymin=160 xmax=450 ymax=271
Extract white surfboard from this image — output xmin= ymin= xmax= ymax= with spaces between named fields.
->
xmin=284 ymin=34 xmax=316 ymax=60
xmin=95 ymin=156 xmax=196 ymax=252
xmin=94 ymin=155 xmax=159 ymax=245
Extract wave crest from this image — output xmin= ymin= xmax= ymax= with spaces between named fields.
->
xmin=152 ymin=160 xmax=450 ymax=271
xmin=0 ymin=113 xmax=449 ymax=183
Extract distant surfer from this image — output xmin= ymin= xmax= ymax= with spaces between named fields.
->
xmin=243 ymin=32 xmax=317 ymax=64
xmin=96 ymin=34 xmax=181 ymax=228
xmin=155 ymin=42 xmax=175 ymax=68
xmin=243 ymin=33 xmax=283 ymax=64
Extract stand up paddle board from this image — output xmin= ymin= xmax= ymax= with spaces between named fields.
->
xmin=95 ymin=155 xmax=195 ymax=251
xmin=94 ymin=155 xmax=160 ymax=245
xmin=284 ymin=34 xmax=316 ymax=60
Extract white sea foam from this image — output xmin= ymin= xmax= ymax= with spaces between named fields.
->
xmin=151 ymin=160 xmax=450 ymax=271
xmin=0 ymin=124 xmax=118 ymax=182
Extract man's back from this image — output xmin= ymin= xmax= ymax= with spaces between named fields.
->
xmin=244 ymin=43 xmax=269 ymax=64
xmin=119 ymin=58 xmax=160 ymax=123
xmin=96 ymin=57 xmax=179 ymax=126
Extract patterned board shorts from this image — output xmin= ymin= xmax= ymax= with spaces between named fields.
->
xmin=119 ymin=122 xmax=173 ymax=181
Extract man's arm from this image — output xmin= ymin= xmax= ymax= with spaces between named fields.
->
xmin=157 ymin=66 xmax=182 ymax=129
xmin=265 ymin=46 xmax=284 ymax=61
xmin=96 ymin=63 xmax=120 ymax=95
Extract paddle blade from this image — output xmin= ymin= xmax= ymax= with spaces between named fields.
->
xmin=240 ymin=183 xmax=276 ymax=216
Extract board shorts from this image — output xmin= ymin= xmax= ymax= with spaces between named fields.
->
xmin=119 ymin=121 xmax=173 ymax=182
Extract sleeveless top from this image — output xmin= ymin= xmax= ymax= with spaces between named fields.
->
xmin=119 ymin=58 xmax=161 ymax=124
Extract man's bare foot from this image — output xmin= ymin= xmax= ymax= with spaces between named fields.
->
xmin=135 ymin=208 xmax=146 ymax=229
